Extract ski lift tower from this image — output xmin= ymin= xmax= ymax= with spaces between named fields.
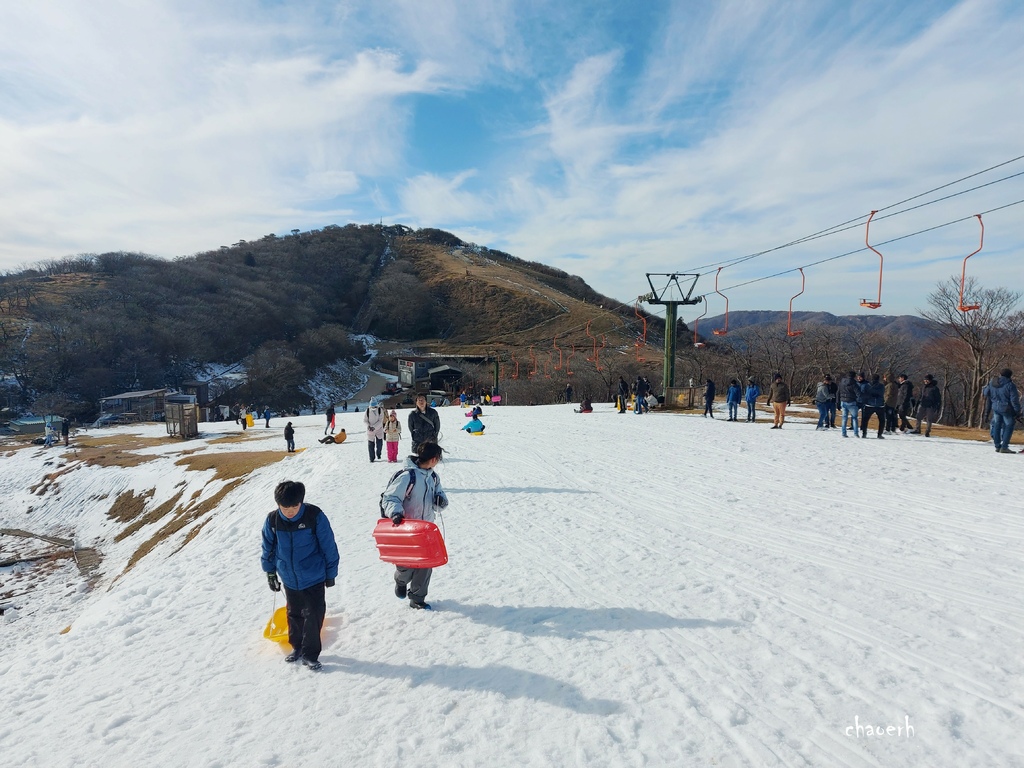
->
xmin=642 ymin=273 xmax=702 ymax=394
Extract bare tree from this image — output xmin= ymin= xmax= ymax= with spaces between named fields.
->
xmin=920 ymin=277 xmax=1022 ymax=426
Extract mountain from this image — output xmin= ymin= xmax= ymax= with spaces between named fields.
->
xmin=698 ymin=310 xmax=941 ymax=343
xmin=0 ymin=225 xmax=657 ymax=418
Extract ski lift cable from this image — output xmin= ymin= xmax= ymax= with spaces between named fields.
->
xmin=690 ymin=169 xmax=1024 ymax=278
xmin=695 ymin=198 xmax=1024 ymax=297
xmin=681 ymin=157 xmax=1024 ymax=274
xmin=491 ymin=197 xmax=1021 ymax=360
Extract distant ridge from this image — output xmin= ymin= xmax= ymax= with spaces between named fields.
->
xmin=699 ymin=310 xmax=940 ymax=342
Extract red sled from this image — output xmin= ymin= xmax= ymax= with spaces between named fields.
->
xmin=372 ymin=518 xmax=448 ymax=568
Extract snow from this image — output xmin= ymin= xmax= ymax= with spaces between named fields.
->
xmin=1 ymin=404 xmax=1022 ymax=767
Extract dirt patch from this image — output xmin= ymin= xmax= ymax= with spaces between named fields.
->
xmin=174 ymin=451 xmax=290 ymax=482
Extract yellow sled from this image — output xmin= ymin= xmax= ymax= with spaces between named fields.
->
xmin=263 ymin=606 xmax=289 ymax=643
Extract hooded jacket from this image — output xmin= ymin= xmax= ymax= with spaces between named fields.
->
xmin=919 ymin=381 xmax=941 ymax=410
xmin=861 ymin=381 xmax=886 ymax=408
xmin=261 ymin=504 xmax=340 ymax=590
xmin=838 ymin=376 xmax=860 ymax=404
xmin=744 ymin=383 xmax=761 ymax=403
xmin=983 ymin=375 xmax=1021 ymax=416
xmin=380 ymin=458 xmax=449 ymax=524
xmin=896 ymin=379 xmax=915 ymax=411
xmin=364 ymin=405 xmax=386 ymax=440
xmin=726 ymin=384 xmax=742 ymax=404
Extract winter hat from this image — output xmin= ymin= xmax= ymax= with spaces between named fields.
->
xmin=923 ymin=374 xmax=934 ymax=382
xmin=389 ymin=409 xmax=397 ymax=417
xmin=1000 ymin=368 xmax=1013 ymax=379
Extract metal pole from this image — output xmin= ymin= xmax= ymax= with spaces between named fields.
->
xmin=662 ymin=303 xmax=677 ymax=394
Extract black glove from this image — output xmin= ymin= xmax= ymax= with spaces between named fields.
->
xmin=391 ymin=513 xmax=404 ymax=526
xmin=267 ymin=572 xmax=281 ymax=592
xmin=434 ymin=494 xmax=448 ymax=509
xmin=325 ymin=578 xmax=335 ymax=588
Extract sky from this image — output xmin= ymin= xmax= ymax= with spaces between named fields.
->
xmin=2 ymin=403 xmax=1022 ymax=766
xmin=1 ymin=0 xmax=1022 ymax=319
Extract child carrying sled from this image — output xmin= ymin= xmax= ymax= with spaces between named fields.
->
xmin=260 ymin=481 xmax=340 ymax=671
xmin=380 ymin=442 xmax=450 ymax=610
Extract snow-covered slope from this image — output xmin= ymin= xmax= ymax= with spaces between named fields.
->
xmin=1 ymin=406 xmax=1021 ymax=767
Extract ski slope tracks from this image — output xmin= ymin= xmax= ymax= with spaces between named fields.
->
xmin=1 ymin=404 xmax=1022 ymax=767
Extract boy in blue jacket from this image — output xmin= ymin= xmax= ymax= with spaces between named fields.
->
xmin=261 ymin=481 xmax=340 ymax=670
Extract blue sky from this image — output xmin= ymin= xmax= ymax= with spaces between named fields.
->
xmin=1 ymin=0 xmax=1022 ymax=318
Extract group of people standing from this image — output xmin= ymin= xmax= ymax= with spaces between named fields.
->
xmin=617 ymin=376 xmax=657 ymax=414
xmin=808 ymin=371 xmax=935 ymax=439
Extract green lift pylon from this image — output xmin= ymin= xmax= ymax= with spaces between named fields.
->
xmin=641 ymin=274 xmax=702 ymax=394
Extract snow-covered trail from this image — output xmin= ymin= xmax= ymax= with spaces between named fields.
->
xmin=1 ymin=405 xmax=1021 ymax=767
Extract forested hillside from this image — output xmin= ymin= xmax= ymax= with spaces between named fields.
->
xmin=0 ymin=225 xmax=636 ymax=419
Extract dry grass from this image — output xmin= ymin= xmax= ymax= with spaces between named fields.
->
xmin=118 ymin=479 xmax=242 ymax=579
xmin=114 ymin=491 xmax=184 ymax=543
xmin=58 ymin=435 xmax=167 ymax=469
xmin=174 ymin=451 xmax=291 ymax=482
xmin=106 ymin=489 xmax=157 ymax=524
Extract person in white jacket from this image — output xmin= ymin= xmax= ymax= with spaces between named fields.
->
xmin=364 ymin=398 xmax=386 ymax=463
xmin=380 ymin=442 xmax=450 ymax=610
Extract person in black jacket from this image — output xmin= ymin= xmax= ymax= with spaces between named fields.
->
xmin=408 ymin=394 xmax=441 ymax=449
xmin=912 ymin=374 xmax=942 ymax=436
xmin=703 ymin=379 xmax=716 ymax=418
xmin=860 ymin=374 xmax=887 ymax=439
xmin=284 ymin=421 xmax=295 ymax=452
xmin=838 ymin=371 xmax=860 ymax=438
xmin=895 ymin=374 xmax=915 ymax=432
xmin=617 ymin=376 xmax=629 ymax=413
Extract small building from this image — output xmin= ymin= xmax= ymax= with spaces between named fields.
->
xmin=180 ymin=381 xmax=210 ymax=406
xmin=99 ymin=389 xmax=170 ymax=422
xmin=427 ymin=365 xmax=463 ymax=392
xmin=397 ymin=358 xmax=433 ymax=387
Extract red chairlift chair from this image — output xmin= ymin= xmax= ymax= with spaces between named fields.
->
xmin=712 ymin=267 xmax=729 ymax=335
xmin=958 ymin=214 xmax=984 ymax=312
xmin=860 ymin=210 xmax=883 ymax=309
xmin=787 ymin=268 xmax=805 ymax=337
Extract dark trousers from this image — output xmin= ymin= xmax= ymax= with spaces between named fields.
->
xmin=283 ymin=582 xmax=326 ymax=662
xmin=861 ymin=406 xmax=885 ymax=437
xmin=286 ymin=438 xmax=295 ymax=452
xmin=703 ymin=399 xmax=714 ymax=417
xmin=826 ymin=401 xmax=837 ymax=428
xmin=915 ymin=407 xmax=938 ymax=435
xmin=897 ymin=405 xmax=913 ymax=431
xmin=368 ymin=437 xmax=383 ymax=461
xmin=395 ymin=566 xmax=433 ymax=604
xmin=884 ymin=406 xmax=897 ymax=432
